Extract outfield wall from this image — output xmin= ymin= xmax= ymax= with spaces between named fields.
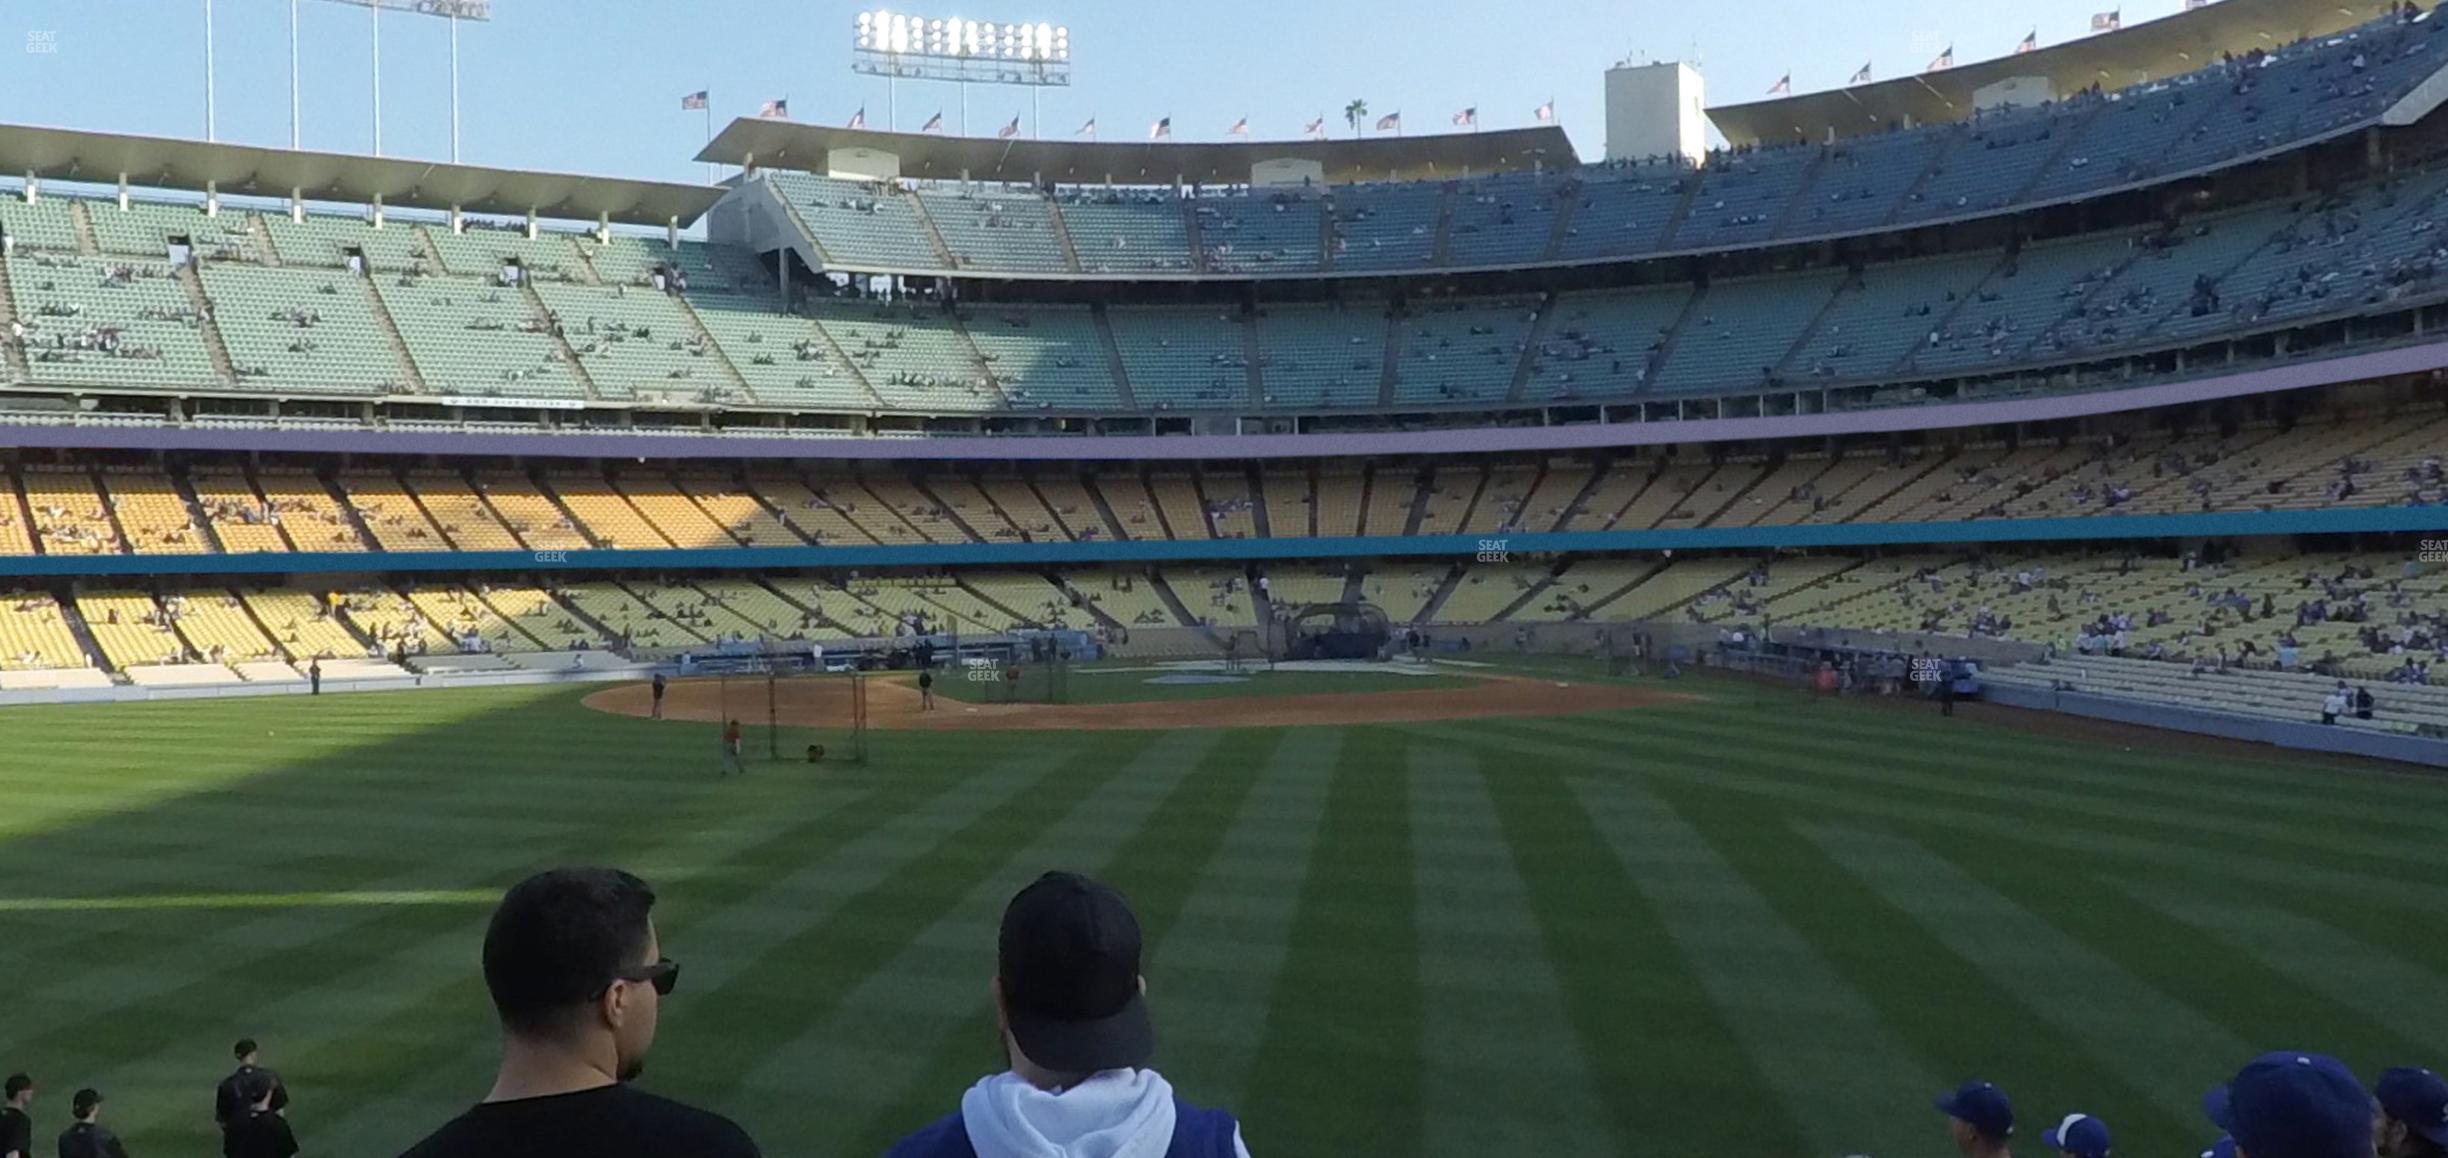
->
xmin=4 ymin=506 xmax=2443 ymax=578
xmin=1981 ymin=682 xmax=2448 ymax=768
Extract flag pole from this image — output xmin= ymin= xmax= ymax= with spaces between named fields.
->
xmin=704 ymin=96 xmax=714 ymax=185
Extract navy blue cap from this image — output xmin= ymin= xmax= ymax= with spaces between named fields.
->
xmin=2045 ymin=1112 xmax=2112 ymax=1158
xmin=2205 ymin=1084 xmax=2236 ymax=1131
xmin=2199 ymin=1136 xmax=2236 ymax=1158
xmin=2227 ymin=1051 xmax=2372 ymax=1158
xmin=2377 ymin=1067 xmax=2448 ymax=1147
xmin=1937 ymin=1080 xmax=2016 ymax=1139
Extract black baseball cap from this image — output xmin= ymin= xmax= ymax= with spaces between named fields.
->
xmin=998 ymin=871 xmax=1154 ymax=1074
xmin=70 ymin=1089 xmax=101 ymax=1116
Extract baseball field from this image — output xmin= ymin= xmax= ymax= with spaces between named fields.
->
xmin=1 ymin=660 xmax=2443 ymax=1158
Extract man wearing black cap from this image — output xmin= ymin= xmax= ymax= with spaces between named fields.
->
xmin=1937 ymin=1079 xmax=2016 ymax=1158
xmin=2 ymin=1075 xmax=32 ymax=1158
xmin=214 ymin=1040 xmax=285 ymax=1138
xmin=886 ymin=871 xmax=1251 ymax=1158
xmin=394 ymin=867 xmax=759 ymax=1158
xmin=2376 ymin=1067 xmax=2448 ymax=1158
xmin=56 ymin=1089 xmax=127 ymax=1158
xmin=221 ymin=1072 xmax=294 ymax=1158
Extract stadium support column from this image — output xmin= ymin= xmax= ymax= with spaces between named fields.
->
xmin=525 ymin=208 xmax=538 ymax=241
xmin=20 ymin=174 xmax=34 ymax=203
xmin=371 ymin=193 xmax=384 ymax=229
xmin=596 ymin=211 xmax=609 ymax=245
xmin=667 ymin=215 xmax=680 ymax=249
xmin=205 ymin=181 xmax=219 ymax=217
xmin=116 ymin=174 xmax=129 ymax=212
xmin=289 ymin=189 xmax=303 ymax=224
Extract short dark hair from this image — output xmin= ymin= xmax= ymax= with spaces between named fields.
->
xmin=4 ymin=1074 xmax=30 ymax=1099
xmin=233 ymin=1038 xmax=257 ymax=1060
xmin=70 ymin=1089 xmax=101 ymax=1117
xmin=482 ymin=868 xmax=657 ymax=1036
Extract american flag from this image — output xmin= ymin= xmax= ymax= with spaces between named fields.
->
xmin=1452 ymin=107 xmax=1476 ymax=127
xmin=1078 ymin=117 xmax=1098 ymax=137
xmin=1766 ymin=74 xmax=1791 ymax=95
xmin=1534 ymin=99 xmax=1555 ymax=123
xmin=1304 ymin=116 xmax=1326 ymax=137
xmin=1925 ymin=45 xmax=1953 ymax=72
xmin=1228 ymin=117 xmax=1249 ymax=136
xmin=1376 ymin=111 xmax=1401 ymax=131
xmin=1149 ymin=116 xmax=1171 ymax=140
xmin=997 ymin=115 xmax=1021 ymax=139
xmin=680 ymin=90 xmax=708 ymax=111
xmin=2183 ymin=0 xmax=2210 ymax=9
xmin=758 ymin=98 xmax=788 ymax=119
xmin=845 ymin=106 xmax=863 ymax=129
xmin=2015 ymin=29 xmax=2038 ymax=53
xmin=2091 ymin=9 xmax=2120 ymax=30
xmin=1849 ymin=61 xmax=1873 ymax=84
xmin=920 ymin=111 xmax=943 ymax=133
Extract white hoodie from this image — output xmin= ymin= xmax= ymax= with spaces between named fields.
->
xmin=960 ymin=1068 xmax=1252 ymax=1158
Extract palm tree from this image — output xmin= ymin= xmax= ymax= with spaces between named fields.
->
xmin=1344 ymin=99 xmax=1369 ymax=138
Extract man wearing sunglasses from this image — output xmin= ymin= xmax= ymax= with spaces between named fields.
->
xmin=396 ymin=868 xmax=760 ymax=1158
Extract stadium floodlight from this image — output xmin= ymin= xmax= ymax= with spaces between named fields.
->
xmin=849 ymin=9 xmax=1072 ymax=136
xmin=304 ymin=0 xmax=493 ymax=162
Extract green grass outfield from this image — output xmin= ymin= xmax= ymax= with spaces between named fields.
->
xmin=2 ymin=666 xmax=2445 ymax=1157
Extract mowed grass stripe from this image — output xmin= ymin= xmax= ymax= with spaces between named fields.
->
xmin=84 ymin=775 xmax=885 ymax=1149
xmin=1799 ymin=822 xmax=2248 ymax=1133
xmin=1242 ymin=727 xmax=1425 ymax=1158
xmin=319 ymin=745 xmax=1039 ymax=1154
xmin=847 ymin=728 xmax=1287 ymax=1154
xmin=1407 ymin=744 xmax=1613 ymax=1158
xmin=1456 ymin=718 xmax=2448 ymax=913
xmin=737 ymin=731 xmax=1223 ymax=1149
xmin=675 ymin=732 xmax=1164 ymax=1100
xmin=1565 ymin=770 xmax=1941 ymax=1158
xmin=1643 ymin=773 xmax=2139 ymax=1158
xmin=2115 ymin=883 xmax=2448 ymax=1059
xmin=1456 ymin=730 xmax=1807 ymax=1158
xmin=1141 ymin=730 xmax=1341 ymax=1109
xmin=1525 ymin=711 xmax=2448 ymax=868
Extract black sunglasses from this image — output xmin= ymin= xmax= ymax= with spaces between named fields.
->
xmin=598 ymin=958 xmax=680 ymax=998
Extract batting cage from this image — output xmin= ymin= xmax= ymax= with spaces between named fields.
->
xmin=697 ymin=644 xmax=870 ymax=766
xmin=1279 ymin=602 xmax=1394 ymax=661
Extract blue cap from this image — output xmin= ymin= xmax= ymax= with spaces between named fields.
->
xmin=2199 ymin=1136 xmax=2236 ymax=1158
xmin=2044 ymin=1112 xmax=2113 ymax=1158
xmin=2204 ymin=1084 xmax=2235 ymax=1131
xmin=2376 ymin=1067 xmax=2448 ymax=1147
xmin=2226 ymin=1051 xmax=2372 ymax=1158
xmin=1937 ymin=1080 xmax=2016 ymax=1140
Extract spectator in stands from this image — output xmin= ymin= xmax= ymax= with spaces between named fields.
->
xmin=2045 ymin=1112 xmax=2111 ymax=1158
xmin=55 ymin=1089 xmax=124 ymax=1158
xmin=2322 ymin=686 xmax=2347 ymax=725
xmin=221 ymin=1072 xmax=293 ymax=1158
xmin=1 ymin=1075 xmax=31 ymax=1158
xmin=885 ymin=871 xmax=1251 ymax=1158
xmin=396 ymin=867 xmax=758 ymax=1158
xmin=2376 ymin=1067 xmax=2448 ymax=1158
xmin=2213 ymin=1051 xmax=2374 ymax=1158
xmin=215 ymin=1040 xmax=286 ymax=1138
xmin=2355 ymin=686 xmax=2377 ymax=721
xmin=1939 ymin=1080 xmax=2016 ymax=1158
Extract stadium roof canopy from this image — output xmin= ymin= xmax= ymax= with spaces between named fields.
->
xmin=696 ymin=120 xmax=1581 ymax=185
xmin=1708 ymin=0 xmax=2406 ymax=146
xmin=0 ymin=122 xmax=725 ymax=227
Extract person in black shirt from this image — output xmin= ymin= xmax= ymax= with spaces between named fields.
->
xmin=56 ymin=1089 xmax=126 ymax=1158
xmin=649 ymin=673 xmax=666 ymax=720
xmin=2 ymin=1074 xmax=33 ymax=1158
xmin=395 ymin=867 xmax=759 ymax=1158
xmin=220 ymin=1075 xmax=292 ymax=1158
xmin=213 ymin=1040 xmax=286 ymax=1136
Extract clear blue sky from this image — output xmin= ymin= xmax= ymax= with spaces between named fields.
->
xmin=1 ymin=0 xmax=2208 ymax=183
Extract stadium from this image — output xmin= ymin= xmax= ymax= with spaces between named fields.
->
xmin=3 ymin=0 xmax=2448 ymax=1155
